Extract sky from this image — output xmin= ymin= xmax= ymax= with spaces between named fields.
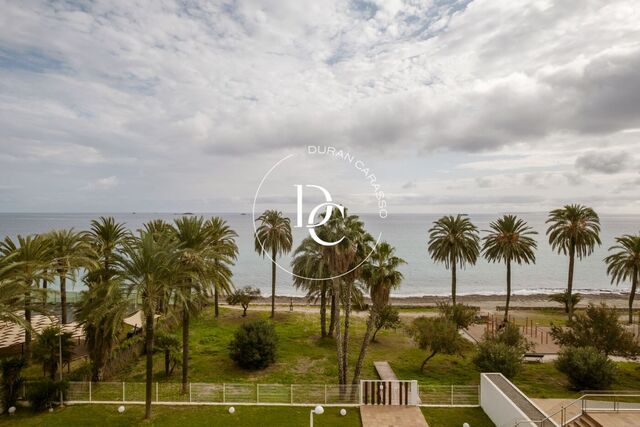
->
xmin=0 ymin=0 xmax=639 ymax=214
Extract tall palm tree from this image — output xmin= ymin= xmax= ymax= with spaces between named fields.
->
xmin=172 ymin=216 xmax=211 ymax=394
xmin=87 ymin=216 xmax=131 ymax=284
xmin=482 ymin=215 xmax=537 ymax=323
xmin=428 ymin=215 xmax=480 ymax=305
xmin=49 ymin=229 xmax=97 ymax=324
xmin=0 ymin=235 xmax=52 ymax=361
xmin=352 ymin=242 xmax=405 ymax=385
xmin=120 ymin=232 xmax=176 ymax=419
xmin=206 ymin=217 xmax=238 ymax=318
xmin=254 ymin=210 xmax=293 ymax=318
xmin=546 ymin=204 xmax=601 ymax=318
xmin=292 ymin=237 xmax=331 ymax=337
xmin=605 ymin=234 xmax=640 ymax=324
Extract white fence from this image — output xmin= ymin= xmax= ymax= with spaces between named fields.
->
xmin=60 ymin=382 xmax=360 ymax=406
xmin=26 ymin=381 xmax=479 ymax=408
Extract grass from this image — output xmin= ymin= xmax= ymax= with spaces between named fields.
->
xmin=421 ymin=407 xmax=494 ymax=427
xmin=0 ymin=404 xmax=360 ymax=426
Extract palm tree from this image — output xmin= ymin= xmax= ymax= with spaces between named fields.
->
xmin=428 ymin=215 xmax=480 ymax=305
xmin=0 ymin=252 xmax=27 ymax=327
xmin=49 ymin=229 xmax=97 ymax=324
xmin=352 ymin=242 xmax=405 ymax=385
xmin=205 ymin=217 xmax=238 ymax=318
xmin=75 ymin=277 xmax=129 ymax=381
xmin=482 ymin=215 xmax=537 ymax=323
xmin=32 ymin=326 xmax=73 ymax=379
xmin=87 ymin=217 xmax=131 ymax=284
xmin=605 ymin=234 xmax=640 ymax=324
xmin=546 ymin=204 xmax=601 ymax=318
xmin=120 ymin=232 xmax=176 ymax=419
xmin=0 ymin=235 xmax=52 ymax=361
xmin=254 ymin=210 xmax=293 ymax=318
xmin=172 ymin=216 xmax=212 ymax=394
xmin=292 ymin=237 xmax=331 ymax=337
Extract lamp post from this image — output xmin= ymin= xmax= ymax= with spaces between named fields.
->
xmin=309 ymin=405 xmax=324 ymax=427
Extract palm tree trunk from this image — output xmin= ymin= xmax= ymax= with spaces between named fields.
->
xmin=328 ymin=294 xmax=336 ymax=337
xmin=214 ymin=287 xmax=219 ymax=318
xmin=181 ymin=303 xmax=189 ymax=394
xmin=42 ymin=278 xmax=47 ymax=307
xmin=352 ymin=311 xmax=376 ymax=385
xmin=271 ymin=248 xmax=276 ymax=318
xmin=342 ymin=282 xmax=352 ymax=384
xmin=24 ymin=287 xmax=32 ymax=363
xmin=421 ymin=350 xmax=437 ymax=371
xmin=567 ymin=244 xmax=575 ymax=319
xmin=144 ymin=311 xmax=154 ymax=419
xmin=451 ymin=255 xmax=457 ymax=305
xmin=320 ymin=282 xmax=327 ymax=338
xmin=60 ymin=274 xmax=68 ymax=325
xmin=629 ymin=267 xmax=638 ymax=325
xmin=332 ymin=280 xmax=344 ymax=385
xmin=165 ymin=349 xmax=170 ymax=376
xmin=504 ymin=259 xmax=511 ymax=324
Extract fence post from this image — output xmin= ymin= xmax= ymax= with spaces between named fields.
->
xmin=156 ymin=382 xmax=159 ymax=402
xmin=223 ymin=383 xmax=226 ymax=403
xmin=257 ymin=384 xmax=260 ymax=403
xmin=451 ymin=385 xmax=454 ymax=406
xmin=89 ymin=381 xmax=92 ymax=402
xmin=189 ymin=383 xmax=192 ymax=403
xmin=122 ymin=382 xmax=125 ymax=402
xmin=324 ymin=384 xmax=327 ymax=404
xmin=290 ymin=384 xmax=293 ymax=404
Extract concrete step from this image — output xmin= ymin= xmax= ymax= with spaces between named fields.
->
xmin=567 ymin=414 xmax=602 ymax=427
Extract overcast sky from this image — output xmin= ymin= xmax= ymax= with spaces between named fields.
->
xmin=1 ymin=0 xmax=639 ymax=214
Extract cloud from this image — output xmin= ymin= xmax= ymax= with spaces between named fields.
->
xmin=83 ymin=176 xmax=119 ymax=191
xmin=575 ymin=151 xmax=631 ymax=174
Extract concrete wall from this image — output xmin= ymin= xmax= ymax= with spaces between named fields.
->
xmin=480 ymin=374 xmax=535 ymax=427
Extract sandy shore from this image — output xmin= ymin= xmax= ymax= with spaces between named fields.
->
xmin=255 ymin=292 xmax=632 ymax=313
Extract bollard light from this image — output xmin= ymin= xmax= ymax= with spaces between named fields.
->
xmin=118 ymin=405 xmax=125 ymax=413
xmin=7 ymin=407 xmax=16 ymax=415
xmin=463 ymin=423 xmax=470 ymax=427
xmin=229 ymin=406 xmax=236 ymax=414
xmin=339 ymin=408 xmax=347 ymax=416
xmin=314 ymin=405 xmax=324 ymax=415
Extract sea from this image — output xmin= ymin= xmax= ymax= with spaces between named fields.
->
xmin=1 ymin=212 xmax=638 ymax=297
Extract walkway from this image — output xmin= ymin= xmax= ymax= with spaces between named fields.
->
xmin=360 ymin=406 xmax=428 ymax=427
xmin=374 ymin=361 xmax=398 ymax=380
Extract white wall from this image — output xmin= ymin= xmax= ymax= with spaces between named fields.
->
xmin=480 ymin=374 xmax=535 ymax=427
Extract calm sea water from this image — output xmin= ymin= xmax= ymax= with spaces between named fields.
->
xmin=1 ymin=212 xmax=638 ymax=297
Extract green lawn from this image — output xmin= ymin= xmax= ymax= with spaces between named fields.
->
xmin=422 ymin=407 xmax=494 ymax=427
xmin=0 ymin=404 xmax=360 ymax=426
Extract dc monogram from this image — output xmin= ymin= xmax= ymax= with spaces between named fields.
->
xmin=294 ymin=184 xmax=345 ymax=246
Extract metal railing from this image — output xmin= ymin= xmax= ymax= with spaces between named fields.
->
xmin=514 ymin=392 xmax=640 ymax=426
xmin=418 ymin=384 xmax=480 ymax=407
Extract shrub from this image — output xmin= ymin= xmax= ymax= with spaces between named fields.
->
xmin=372 ymin=305 xmax=401 ymax=342
xmin=26 ymin=379 xmax=68 ymax=412
xmin=550 ymin=303 xmax=640 ymax=357
xmin=227 ymin=287 xmax=261 ymax=317
xmin=437 ymin=302 xmax=477 ymax=330
xmin=555 ymin=346 xmax=616 ymax=390
xmin=492 ymin=322 xmax=532 ymax=352
xmin=228 ymin=320 xmax=277 ymax=369
xmin=474 ymin=340 xmax=523 ymax=378
xmin=549 ymin=290 xmax=581 ymax=314
xmin=1 ymin=357 xmax=25 ymax=410
xmin=410 ymin=317 xmax=465 ymax=371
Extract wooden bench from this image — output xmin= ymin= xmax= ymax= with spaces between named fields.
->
xmin=523 ymin=352 xmax=545 ymax=362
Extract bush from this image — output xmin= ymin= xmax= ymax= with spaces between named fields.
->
xmin=474 ymin=340 xmax=523 ymax=378
xmin=555 ymin=346 xmax=616 ymax=390
xmin=1 ymin=357 xmax=25 ymax=410
xmin=26 ymin=379 xmax=68 ymax=412
xmin=228 ymin=320 xmax=277 ymax=369
xmin=437 ymin=302 xmax=477 ymax=330
xmin=492 ymin=322 xmax=532 ymax=352
xmin=372 ymin=305 xmax=401 ymax=342
xmin=410 ymin=317 xmax=465 ymax=371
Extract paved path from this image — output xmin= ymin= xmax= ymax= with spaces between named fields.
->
xmin=360 ymin=406 xmax=428 ymax=427
xmin=589 ymin=412 xmax=640 ymax=426
xmin=374 ymin=361 xmax=398 ymax=380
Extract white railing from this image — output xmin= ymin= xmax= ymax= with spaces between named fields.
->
xmin=56 ymin=382 xmax=361 ymax=406
xmin=418 ymin=384 xmax=480 ymax=407
xmin=513 ymin=392 xmax=640 ymax=426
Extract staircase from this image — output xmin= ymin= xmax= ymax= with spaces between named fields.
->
xmin=566 ymin=414 xmax=602 ymax=427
